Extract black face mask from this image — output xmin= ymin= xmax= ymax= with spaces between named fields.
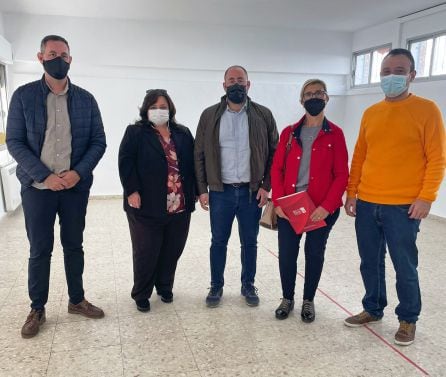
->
xmin=303 ymin=98 xmax=326 ymax=116
xmin=43 ymin=56 xmax=70 ymax=80
xmin=226 ymin=83 xmax=247 ymax=104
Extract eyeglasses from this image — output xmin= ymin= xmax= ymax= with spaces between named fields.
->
xmin=302 ymin=90 xmax=327 ymax=100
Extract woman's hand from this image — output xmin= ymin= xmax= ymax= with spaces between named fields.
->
xmin=128 ymin=192 xmax=141 ymax=209
xmin=275 ymin=206 xmax=289 ymax=220
xmin=310 ymin=206 xmax=329 ymax=222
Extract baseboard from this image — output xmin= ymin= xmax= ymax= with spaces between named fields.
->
xmin=89 ymin=195 xmax=123 ymax=200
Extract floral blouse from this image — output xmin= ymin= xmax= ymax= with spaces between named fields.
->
xmin=156 ymin=133 xmax=186 ymax=214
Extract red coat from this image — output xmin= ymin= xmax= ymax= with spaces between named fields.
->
xmin=271 ymin=116 xmax=349 ymax=213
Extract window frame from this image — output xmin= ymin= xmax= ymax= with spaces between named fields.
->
xmin=0 ymin=64 xmax=8 ymax=150
xmin=351 ymin=43 xmax=392 ymax=88
xmin=407 ymin=30 xmax=446 ymax=81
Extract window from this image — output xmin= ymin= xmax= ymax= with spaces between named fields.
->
xmin=352 ymin=44 xmax=391 ymax=87
xmin=409 ymin=31 xmax=446 ymax=78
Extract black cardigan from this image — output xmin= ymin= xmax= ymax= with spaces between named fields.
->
xmin=118 ymin=121 xmax=196 ymax=217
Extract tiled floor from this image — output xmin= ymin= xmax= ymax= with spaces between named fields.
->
xmin=0 ymin=198 xmax=445 ymax=377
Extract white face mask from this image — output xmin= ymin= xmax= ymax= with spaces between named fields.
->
xmin=148 ymin=109 xmax=169 ymax=126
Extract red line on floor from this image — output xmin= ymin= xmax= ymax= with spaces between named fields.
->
xmin=265 ymin=246 xmax=430 ymax=376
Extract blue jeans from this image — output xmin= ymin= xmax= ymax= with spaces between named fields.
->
xmin=209 ymin=185 xmax=261 ymax=289
xmin=21 ymin=187 xmax=89 ymax=310
xmin=355 ymin=199 xmax=421 ymax=323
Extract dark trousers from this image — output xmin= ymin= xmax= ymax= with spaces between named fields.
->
xmin=126 ymin=211 xmax=191 ymax=301
xmin=21 ymin=186 xmax=89 ymax=310
xmin=277 ymin=209 xmax=340 ymax=301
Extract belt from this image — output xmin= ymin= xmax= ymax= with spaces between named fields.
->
xmin=225 ymin=182 xmax=249 ymax=188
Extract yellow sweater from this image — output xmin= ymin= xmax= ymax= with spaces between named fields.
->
xmin=347 ymin=94 xmax=446 ymax=204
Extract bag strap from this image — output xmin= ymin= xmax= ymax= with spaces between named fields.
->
xmin=283 ymin=128 xmax=294 ymax=169
xmin=285 ymin=130 xmax=293 ymax=157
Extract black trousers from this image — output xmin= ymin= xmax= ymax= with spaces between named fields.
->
xmin=126 ymin=211 xmax=191 ymax=301
xmin=277 ymin=209 xmax=340 ymax=301
xmin=21 ymin=186 xmax=89 ymax=310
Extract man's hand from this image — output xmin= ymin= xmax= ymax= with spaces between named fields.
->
xmin=199 ymin=193 xmax=209 ymax=211
xmin=256 ymin=188 xmax=269 ymax=208
xmin=127 ymin=192 xmax=141 ymax=209
xmin=344 ymin=197 xmax=357 ymax=217
xmin=274 ymin=206 xmax=289 ymax=220
xmin=44 ymin=173 xmax=68 ymax=191
xmin=58 ymin=170 xmax=80 ymax=189
xmin=310 ymin=206 xmax=329 ymax=222
xmin=408 ymin=199 xmax=431 ymax=219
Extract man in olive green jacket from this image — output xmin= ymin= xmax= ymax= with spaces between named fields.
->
xmin=194 ymin=65 xmax=279 ymax=308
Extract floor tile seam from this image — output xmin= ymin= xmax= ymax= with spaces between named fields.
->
xmin=45 ymin=322 xmax=59 ymax=376
xmin=44 ymin=278 xmax=67 ymax=376
xmin=197 ymin=360 xmax=273 ymax=374
xmin=113 ymin=296 xmax=126 ymax=377
xmin=2 ymin=258 xmax=26 ymax=300
xmin=49 ymin=343 xmax=122 ymax=355
xmin=51 ymin=339 xmax=122 ymax=354
xmin=176 ymin=308 xmax=202 ymax=375
xmin=47 ymin=343 xmax=124 ymax=375
xmin=261 ymin=243 xmax=431 ymax=377
xmin=113 ymin=244 xmax=145 ymax=376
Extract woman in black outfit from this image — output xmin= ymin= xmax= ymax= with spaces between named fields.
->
xmin=118 ymin=89 xmax=195 ymax=312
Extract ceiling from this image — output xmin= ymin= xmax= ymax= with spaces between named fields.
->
xmin=0 ymin=0 xmax=445 ymax=32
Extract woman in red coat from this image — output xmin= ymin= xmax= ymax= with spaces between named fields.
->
xmin=271 ymin=79 xmax=349 ymax=322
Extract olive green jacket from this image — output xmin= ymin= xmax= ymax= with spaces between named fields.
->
xmin=194 ymin=95 xmax=279 ymax=194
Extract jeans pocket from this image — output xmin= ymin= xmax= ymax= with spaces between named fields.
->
xmin=393 ymin=204 xmax=410 ymax=214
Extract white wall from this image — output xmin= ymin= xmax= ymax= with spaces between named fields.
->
xmin=4 ymin=10 xmax=444 ymax=217
xmin=4 ymin=13 xmax=352 ymax=196
xmin=345 ymin=9 xmax=446 ymax=217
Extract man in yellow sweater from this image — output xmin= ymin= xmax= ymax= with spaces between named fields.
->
xmin=343 ymin=48 xmax=445 ymax=346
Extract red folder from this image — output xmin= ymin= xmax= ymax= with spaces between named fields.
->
xmin=276 ymin=191 xmax=326 ymax=234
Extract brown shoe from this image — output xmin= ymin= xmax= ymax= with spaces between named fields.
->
xmin=21 ymin=309 xmax=46 ymax=338
xmin=344 ymin=310 xmax=382 ymax=327
xmin=68 ymin=299 xmax=104 ymax=319
xmin=394 ymin=321 xmax=416 ymax=346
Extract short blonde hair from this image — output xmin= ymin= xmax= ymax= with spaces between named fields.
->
xmin=300 ymin=79 xmax=327 ymax=101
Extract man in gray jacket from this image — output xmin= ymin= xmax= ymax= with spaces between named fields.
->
xmin=194 ymin=65 xmax=278 ymax=308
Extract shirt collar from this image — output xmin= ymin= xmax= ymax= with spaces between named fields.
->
xmin=45 ymin=79 xmax=69 ymax=95
xmin=225 ymin=100 xmax=248 ymax=114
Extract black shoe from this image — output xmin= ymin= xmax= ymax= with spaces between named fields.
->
xmin=301 ymin=299 xmax=315 ymax=323
xmin=136 ymin=299 xmax=150 ymax=312
xmin=157 ymin=291 xmax=173 ymax=303
xmin=206 ymin=287 xmax=223 ymax=308
xmin=275 ymin=298 xmax=294 ymax=320
xmin=241 ymin=284 xmax=259 ymax=307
